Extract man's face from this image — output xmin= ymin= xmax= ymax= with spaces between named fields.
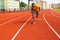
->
xmin=32 ymin=4 xmax=35 ymax=7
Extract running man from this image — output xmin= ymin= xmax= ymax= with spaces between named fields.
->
xmin=30 ymin=3 xmax=40 ymax=24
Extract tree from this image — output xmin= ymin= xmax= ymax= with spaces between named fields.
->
xmin=20 ymin=2 xmax=27 ymax=7
xmin=28 ymin=0 xmax=33 ymax=1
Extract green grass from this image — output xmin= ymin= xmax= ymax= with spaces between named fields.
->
xmin=55 ymin=9 xmax=60 ymax=12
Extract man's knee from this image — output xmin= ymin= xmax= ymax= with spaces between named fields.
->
xmin=32 ymin=13 xmax=34 ymax=18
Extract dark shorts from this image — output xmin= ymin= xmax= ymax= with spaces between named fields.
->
xmin=31 ymin=10 xmax=38 ymax=14
xmin=31 ymin=10 xmax=39 ymax=18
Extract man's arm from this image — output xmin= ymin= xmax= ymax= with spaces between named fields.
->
xmin=39 ymin=7 xmax=40 ymax=11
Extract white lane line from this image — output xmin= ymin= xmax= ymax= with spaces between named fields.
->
xmin=0 ymin=14 xmax=20 ymax=20
xmin=0 ymin=15 xmax=27 ymax=27
xmin=43 ymin=13 xmax=60 ymax=39
xmin=11 ymin=17 xmax=32 ymax=40
xmin=51 ymin=11 xmax=60 ymax=19
xmin=0 ymin=16 xmax=18 ymax=20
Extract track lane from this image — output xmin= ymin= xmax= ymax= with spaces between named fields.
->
xmin=0 ymin=11 xmax=26 ymax=24
xmin=14 ymin=10 xmax=60 ymax=40
xmin=0 ymin=11 xmax=31 ymax=40
xmin=45 ymin=11 xmax=60 ymax=35
xmin=0 ymin=10 xmax=60 ymax=40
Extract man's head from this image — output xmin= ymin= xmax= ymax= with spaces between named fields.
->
xmin=32 ymin=3 xmax=35 ymax=6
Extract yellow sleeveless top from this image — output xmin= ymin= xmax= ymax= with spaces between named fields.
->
xmin=30 ymin=4 xmax=40 ymax=11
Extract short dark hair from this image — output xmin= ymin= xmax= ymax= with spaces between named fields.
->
xmin=32 ymin=3 xmax=35 ymax=6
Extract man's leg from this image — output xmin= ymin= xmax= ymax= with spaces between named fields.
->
xmin=32 ymin=11 xmax=36 ymax=24
xmin=36 ymin=12 xmax=39 ymax=18
xmin=32 ymin=13 xmax=35 ymax=23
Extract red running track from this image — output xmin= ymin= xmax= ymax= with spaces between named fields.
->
xmin=0 ymin=10 xmax=60 ymax=40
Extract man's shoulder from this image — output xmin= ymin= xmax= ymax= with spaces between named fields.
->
xmin=35 ymin=4 xmax=40 ymax=7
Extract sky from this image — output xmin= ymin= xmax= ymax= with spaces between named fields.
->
xmin=20 ymin=0 xmax=60 ymax=4
xmin=20 ymin=0 xmax=28 ymax=4
xmin=43 ymin=0 xmax=60 ymax=4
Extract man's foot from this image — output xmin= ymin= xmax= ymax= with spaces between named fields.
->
xmin=36 ymin=15 xmax=38 ymax=18
xmin=32 ymin=21 xmax=36 ymax=24
xmin=36 ymin=14 xmax=38 ymax=18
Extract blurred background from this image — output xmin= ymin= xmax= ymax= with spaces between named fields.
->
xmin=0 ymin=0 xmax=60 ymax=11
